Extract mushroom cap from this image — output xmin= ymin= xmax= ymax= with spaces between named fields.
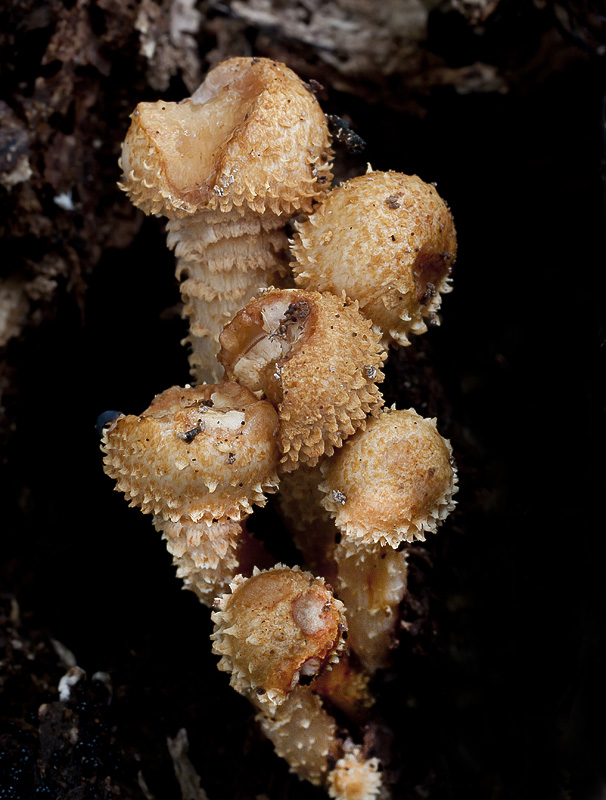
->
xmin=101 ymin=382 xmax=280 ymax=524
xmin=120 ymin=57 xmax=333 ymax=218
xmin=319 ymin=407 xmax=458 ymax=547
xmin=291 ymin=170 xmax=456 ymax=346
xmin=327 ymin=744 xmax=382 ymax=800
xmin=211 ymin=565 xmax=347 ymax=708
xmin=256 ymin=685 xmax=340 ymax=786
xmin=219 ymin=288 xmax=386 ymax=471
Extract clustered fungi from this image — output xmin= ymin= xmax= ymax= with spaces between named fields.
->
xmin=102 ymin=56 xmax=459 ymax=800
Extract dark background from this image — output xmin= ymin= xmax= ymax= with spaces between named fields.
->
xmin=1 ymin=1 xmax=605 ymax=798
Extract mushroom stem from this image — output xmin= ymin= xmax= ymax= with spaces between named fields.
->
xmin=156 ymin=516 xmax=274 ymax=606
xmin=333 ymin=538 xmax=408 ymax=673
xmin=169 ymin=206 xmax=290 ymax=383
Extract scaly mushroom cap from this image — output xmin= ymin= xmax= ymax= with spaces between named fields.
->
xmin=291 ymin=170 xmax=456 ymax=346
xmin=101 ymin=382 xmax=280 ymax=524
xmin=120 ymin=56 xmax=333 ymax=218
xmin=319 ymin=407 xmax=458 ymax=547
xmin=211 ymin=565 xmax=347 ymax=708
xmin=219 ymin=288 xmax=386 ymax=471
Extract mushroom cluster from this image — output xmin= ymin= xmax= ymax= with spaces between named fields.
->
xmin=102 ymin=56 xmax=459 ymax=800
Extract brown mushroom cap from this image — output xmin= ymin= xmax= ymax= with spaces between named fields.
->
xmin=219 ymin=288 xmax=386 ymax=471
xmin=120 ymin=57 xmax=333 ymax=218
xmin=211 ymin=565 xmax=347 ymax=708
xmin=319 ymin=407 xmax=458 ymax=547
xmin=291 ymin=170 xmax=456 ymax=346
xmin=101 ymin=382 xmax=280 ymax=524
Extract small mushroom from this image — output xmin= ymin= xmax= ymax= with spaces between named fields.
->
xmin=327 ymin=742 xmax=382 ymax=800
xmin=211 ymin=565 xmax=347 ymax=709
xmin=257 ymin=686 xmax=383 ymax=799
xmin=291 ymin=169 xmax=456 ymax=347
xmin=219 ymin=288 xmax=386 ymax=471
xmin=120 ymin=57 xmax=334 ymax=382
xmin=319 ymin=407 xmax=458 ymax=548
xmin=101 ymin=382 xmax=280 ymax=524
xmin=257 ymin=685 xmax=340 ymax=786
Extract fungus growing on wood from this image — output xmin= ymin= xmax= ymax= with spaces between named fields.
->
xmin=291 ymin=170 xmax=456 ymax=347
xmin=108 ymin=54 xmax=462 ymax=799
xmin=219 ymin=287 xmax=386 ymax=470
xmin=101 ymin=382 xmax=280 ymax=524
xmin=211 ymin=565 xmax=347 ymax=709
xmin=120 ymin=56 xmax=334 ymax=382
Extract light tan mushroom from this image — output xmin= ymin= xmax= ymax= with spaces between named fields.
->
xmin=101 ymin=382 xmax=280 ymax=524
xmin=257 ymin=686 xmax=383 ymax=799
xmin=327 ymin=742 xmax=382 ymax=800
xmin=257 ymin=685 xmax=340 ymax=786
xmin=291 ymin=169 xmax=456 ymax=347
xmin=219 ymin=288 xmax=386 ymax=471
xmin=211 ymin=565 xmax=347 ymax=709
xmin=120 ymin=57 xmax=333 ymax=382
xmin=319 ymin=407 xmax=458 ymax=548
xmin=277 ymin=461 xmax=409 ymax=672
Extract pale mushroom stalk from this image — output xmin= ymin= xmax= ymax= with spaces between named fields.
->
xmin=170 ymin=207 xmax=290 ymax=382
xmin=156 ymin=516 xmax=274 ymax=606
xmin=333 ymin=537 xmax=408 ymax=674
xmin=119 ymin=57 xmax=333 ymax=383
xmin=276 ymin=462 xmax=338 ymax=581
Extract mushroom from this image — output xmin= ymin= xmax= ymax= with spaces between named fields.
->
xmin=277 ymin=461 xmax=410 ymax=672
xmin=210 ymin=564 xmax=347 ymax=709
xmin=257 ymin=686 xmax=383 ymax=800
xmin=291 ymin=169 xmax=456 ymax=347
xmin=327 ymin=742 xmax=382 ymax=800
xmin=256 ymin=685 xmax=340 ymax=787
xmin=120 ymin=56 xmax=333 ymax=382
xmin=101 ymin=381 xmax=280 ymax=525
xmin=332 ymin=537 xmax=409 ymax=673
xmin=319 ymin=407 xmax=458 ymax=548
xmin=219 ymin=287 xmax=386 ymax=471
